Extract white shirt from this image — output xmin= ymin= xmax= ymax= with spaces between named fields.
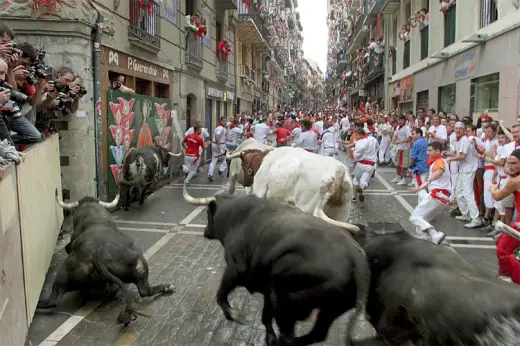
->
xmin=314 ymin=120 xmax=324 ymax=135
xmin=291 ymin=125 xmax=302 ymax=139
xmin=458 ymin=136 xmax=481 ymax=173
xmin=226 ymin=127 xmax=243 ymax=144
xmin=496 ymin=145 xmax=507 ymax=178
xmin=428 ymin=124 xmax=448 ymax=142
xmin=395 ymin=124 xmax=411 ymax=150
xmin=185 ymin=127 xmax=210 ymax=140
xmin=354 ymin=136 xmax=379 ymax=163
xmin=340 ymin=117 xmax=350 ymax=132
xmin=296 ymin=130 xmax=317 ymax=150
xmin=428 ymin=157 xmax=452 ymax=195
xmin=252 ymin=122 xmax=270 ymax=142
xmin=483 ymin=137 xmax=499 ymax=168
xmin=321 ymin=129 xmax=335 ymax=149
xmin=449 ymin=133 xmax=461 ymax=173
xmin=378 ymin=123 xmax=392 ymax=139
xmin=213 ymin=125 xmax=226 ymax=144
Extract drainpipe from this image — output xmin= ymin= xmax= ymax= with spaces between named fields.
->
xmin=92 ymin=14 xmax=106 ymax=200
xmin=383 ymin=13 xmax=390 ymax=110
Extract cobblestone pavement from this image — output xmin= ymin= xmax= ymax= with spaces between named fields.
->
xmin=28 ymin=151 xmax=498 ymax=346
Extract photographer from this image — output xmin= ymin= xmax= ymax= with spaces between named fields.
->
xmin=110 ymin=74 xmax=135 ymax=94
xmin=0 ymin=22 xmax=21 ymax=92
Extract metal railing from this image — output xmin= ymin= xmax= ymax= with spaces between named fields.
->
xmin=216 ymin=59 xmax=228 ymax=80
xmin=367 ymin=51 xmax=384 ymax=77
xmin=237 ymin=2 xmax=269 ymax=41
xmin=129 ymin=0 xmax=161 ymax=48
xmin=185 ymin=33 xmax=203 ymax=68
xmin=241 ymin=64 xmax=250 ymax=78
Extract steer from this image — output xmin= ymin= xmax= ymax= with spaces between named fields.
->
xmin=225 ymin=138 xmax=275 ymax=194
xmin=37 ymin=190 xmax=175 ymax=326
xmin=119 ymin=144 xmax=182 ymax=210
xmin=252 ymin=146 xmax=359 ymax=233
xmin=183 ymin=185 xmax=370 ymax=346
xmin=353 ymin=222 xmax=520 ymax=346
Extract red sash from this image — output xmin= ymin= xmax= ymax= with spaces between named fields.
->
xmin=359 ymin=160 xmax=375 ymax=166
xmin=484 ymin=165 xmax=494 ymax=170
xmin=431 ymin=189 xmax=451 ymax=205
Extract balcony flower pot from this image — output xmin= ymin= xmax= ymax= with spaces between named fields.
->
xmin=217 ymin=40 xmax=232 ymax=61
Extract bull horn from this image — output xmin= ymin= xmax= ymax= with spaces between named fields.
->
xmin=98 ymin=194 xmax=120 ymax=209
xmin=316 ymin=208 xmax=361 ymax=233
xmin=183 ymin=183 xmax=216 ymax=205
xmin=55 ymin=188 xmax=79 ymax=210
xmin=226 ymin=150 xmax=243 ymax=160
xmin=168 ymin=151 xmax=183 ymax=157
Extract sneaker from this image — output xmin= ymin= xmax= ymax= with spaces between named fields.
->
xmin=218 ymin=170 xmax=224 ymax=176
xmin=498 ymin=275 xmax=513 ymax=283
xmin=464 ymin=218 xmax=485 ymax=228
xmin=358 ymin=192 xmax=365 ymax=203
xmin=455 ymin=215 xmax=471 ymax=221
xmin=430 ymin=231 xmax=446 ymax=245
xmin=208 ymin=176 xmax=213 ymax=182
xmin=390 ymin=176 xmax=401 ymax=183
xmin=414 ymin=231 xmax=431 ymax=241
xmin=396 ymin=178 xmax=407 ymax=186
xmin=407 ymin=181 xmax=415 ymax=187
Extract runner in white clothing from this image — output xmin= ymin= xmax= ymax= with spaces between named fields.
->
xmin=352 ymin=127 xmax=379 ymax=203
xmin=208 ymin=116 xmax=228 ymax=181
xmin=320 ymin=122 xmax=336 ymax=157
xmin=252 ymin=118 xmax=271 ymax=144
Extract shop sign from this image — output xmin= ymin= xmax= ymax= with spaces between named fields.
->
xmin=224 ymin=91 xmax=235 ymax=102
xmin=207 ymin=87 xmax=224 ymax=99
xmin=397 ymin=75 xmax=413 ymax=103
xmin=454 ymin=48 xmax=477 ymax=80
xmin=104 ymin=47 xmax=173 ymax=83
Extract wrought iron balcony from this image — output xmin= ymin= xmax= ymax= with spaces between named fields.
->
xmin=237 ymin=2 xmax=270 ymax=49
xmin=185 ymin=34 xmax=203 ymax=70
xmin=216 ymin=60 xmax=228 ymax=82
xmin=366 ymin=0 xmax=385 ymax=19
xmin=367 ymin=51 xmax=385 ymax=81
xmin=128 ymin=0 xmax=161 ymax=51
xmin=218 ymin=0 xmax=238 ymax=10
xmin=382 ymin=0 xmax=400 ymax=15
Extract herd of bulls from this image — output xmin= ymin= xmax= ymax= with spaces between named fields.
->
xmin=37 ymin=142 xmax=520 ymax=345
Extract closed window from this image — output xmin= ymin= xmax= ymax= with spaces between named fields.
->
xmin=403 ymin=40 xmax=410 ymax=69
xmin=470 ymin=73 xmax=499 ymax=114
xmin=420 ymin=26 xmax=428 ymax=60
xmin=444 ymin=5 xmax=456 ymax=47
xmin=480 ymin=0 xmax=498 ymax=28
xmin=438 ymin=84 xmax=456 ymax=113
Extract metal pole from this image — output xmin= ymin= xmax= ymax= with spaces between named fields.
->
xmin=383 ymin=13 xmax=390 ymax=110
xmin=92 ymin=14 xmax=106 ymax=199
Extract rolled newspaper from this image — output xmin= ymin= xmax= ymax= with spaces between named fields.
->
xmin=494 ymin=220 xmax=520 ymax=241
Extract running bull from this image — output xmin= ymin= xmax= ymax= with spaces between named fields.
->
xmin=353 ymin=223 xmax=520 ymax=346
xmin=224 ymin=138 xmax=275 ymax=194
xmin=119 ymin=145 xmax=182 ymax=210
xmin=248 ymin=146 xmax=359 ymax=233
xmin=37 ymin=190 xmax=175 ymax=326
xmin=183 ymin=185 xmax=370 ymax=345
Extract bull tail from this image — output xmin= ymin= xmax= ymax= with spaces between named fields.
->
xmin=92 ymin=249 xmax=136 ymax=326
xmin=345 ymin=244 xmax=370 ymax=346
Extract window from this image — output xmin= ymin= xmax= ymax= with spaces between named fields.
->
xmin=186 ymin=0 xmax=195 ymax=16
xmin=480 ymin=0 xmax=498 ymax=28
xmin=403 ymin=40 xmax=410 ymax=69
xmin=154 ymin=82 xmax=169 ymax=98
xmin=420 ymin=26 xmax=428 ymax=60
xmin=444 ymin=5 xmax=456 ymax=47
xmin=470 ymin=73 xmax=499 ymax=114
xmin=438 ymin=84 xmax=456 ymax=113
xmin=216 ymin=21 xmax=222 ymax=41
xmin=416 ymin=90 xmax=429 ymax=111
xmin=135 ymin=78 xmax=152 ymax=96
xmin=129 ymin=0 xmax=161 ymax=47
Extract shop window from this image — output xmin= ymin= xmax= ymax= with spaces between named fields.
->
xmin=416 ymin=90 xmax=429 ymax=111
xmin=444 ymin=5 xmax=456 ymax=48
xmin=420 ymin=26 xmax=428 ymax=60
xmin=185 ymin=0 xmax=195 ymax=16
xmin=403 ymin=40 xmax=410 ymax=69
xmin=135 ymin=77 xmax=152 ymax=95
xmin=470 ymin=73 xmax=499 ymax=114
xmin=108 ymin=71 xmax=133 ymax=90
xmin=480 ymin=0 xmax=498 ymax=28
xmin=154 ymin=82 xmax=169 ymax=99
xmin=438 ymin=83 xmax=456 ymax=113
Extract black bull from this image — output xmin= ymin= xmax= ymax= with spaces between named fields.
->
xmin=352 ymin=223 xmax=520 ymax=346
xmin=183 ymin=185 xmax=370 ymax=346
xmin=37 ymin=190 xmax=175 ymax=326
xmin=119 ymin=145 xmax=182 ymax=210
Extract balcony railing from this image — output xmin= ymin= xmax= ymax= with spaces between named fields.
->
xmin=366 ymin=0 xmax=385 ymax=18
xmin=185 ymin=34 xmax=203 ymax=70
xmin=241 ymin=64 xmax=250 ymax=78
xmin=216 ymin=60 xmax=228 ymax=81
xmin=129 ymin=0 xmax=161 ymax=49
xmin=237 ymin=2 xmax=269 ymax=42
xmin=367 ymin=51 xmax=385 ymax=80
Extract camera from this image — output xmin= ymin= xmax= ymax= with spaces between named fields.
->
xmin=0 ymin=82 xmax=28 ymax=105
xmin=73 ymin=85 xmax=87 ymax=98
xmin=53 ymin=80 xmax=70 ymax=93
xmin=7 ymin=41 xmax=23 ymax=56
xmin=56 ymin=92 xmax=73 ymax=113
xmin=32 ymin=50 xmax=50 ymax=80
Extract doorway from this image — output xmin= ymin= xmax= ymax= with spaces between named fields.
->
xmin=186 ymin=93 xmax=196 ymax=130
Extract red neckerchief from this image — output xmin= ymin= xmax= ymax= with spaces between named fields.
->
xmin=368 ymin=126 xmax=376 ymax=133
xmin=516 ymin=141 xmax=520 ymax=149
xmin=230 ymin=123 xmax=237 ymax=129
xmin=427 ymin=155 xmax=443 ymax=166
xmin=218 ymin=122 xmax=225 ymax=127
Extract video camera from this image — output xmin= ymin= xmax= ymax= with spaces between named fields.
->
xmin=22 ymin=50 xmax=51 ymax=86
xmin=0 ymin=82 xmax=28 ymax=105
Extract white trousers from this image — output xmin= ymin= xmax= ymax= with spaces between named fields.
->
xmin=379 ymin=136 xmax=391 ymax=163
xmin=353 ymin=163 xmax=375 ymax=189
xmin=411 ymin=171 xmax=429 ymax=204
xmin=410 ymin=194 xmax=448 ymax=234
xmin=333 ymin=131 xmax=339 ymax=152
xmin=183 ymin=156 xmax=201 ymax=183
xmin=208 ymin=143 xmax=227 ymax=177
xmin=483 ymin=169 xmax=495 ymax=209
xmin=456 ymin=171 xmax=479 ymax=220
xmin=323 ymin=148 xmax=335 ymax=157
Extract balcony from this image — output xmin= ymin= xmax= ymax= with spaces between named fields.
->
xmin=347 ymin=14 xmax=369 ymax=54
xmin=237 ymin=2 xmax=270 ymax=52
xmin=382 ymin=0 xmax=400 ymax=15
xmin=185 ymin=34 xmax=203 ymax=71
xmin=216 ymin=60 xmax=228 ymax=82
xmin=366 ymin=0 xmax=385 ymax=19
xmin=366 ymin=51 xmax=385 ymax=83
xmin=128 ymin=0 xmax=161 ymax=53
xmin=218 ymin=0 xmax=238 ymax=10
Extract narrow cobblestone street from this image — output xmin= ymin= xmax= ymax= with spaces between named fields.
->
xmin=28 ymin=153 xmax=497 ymax=346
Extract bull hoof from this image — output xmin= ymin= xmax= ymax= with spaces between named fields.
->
xmin=225 ymin=308 xmax=247 ymax=324
xmin=117 ymin=310 xmax=136 ymax=326
xmin=163 ymin=284 xmax=176 ymax=294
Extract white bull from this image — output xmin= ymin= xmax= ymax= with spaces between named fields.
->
xmin=225 ymin=138 xmax=275 ymax=194
xmin=252 ymin=146 xmax=359 ymax=233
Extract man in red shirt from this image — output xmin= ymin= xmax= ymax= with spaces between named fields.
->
xmin=274 ymin=122 xmax=292 ymax=147
xmin=182 ymin=125 xmax=206 ymax=184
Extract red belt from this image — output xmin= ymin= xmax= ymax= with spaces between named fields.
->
xmin=431 ymin=188 xmax=451 ymax=205
xmin=359 ymin=160 xmax=375 ymax=166
xmin=498 ymin=175 xmax=507 ymax=189
xmin=305 ymin=149 xmax=313 ymax=152
xmin=484 ymin=165 xmax=495 ymax=170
